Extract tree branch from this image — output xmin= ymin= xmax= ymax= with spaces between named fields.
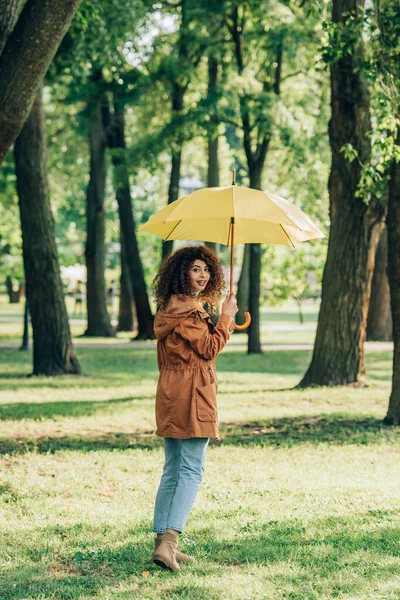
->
xmin=0 ymin=0 xmax=82 ymax=164
xmin=0 ymin=0 xmax=24 ymax=56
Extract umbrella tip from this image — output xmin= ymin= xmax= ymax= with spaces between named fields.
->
xmin=231 ymin=169 xmax=236 ymax=186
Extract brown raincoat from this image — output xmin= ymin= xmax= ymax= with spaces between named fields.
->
xmin=154 ymin=294 xmax=233 ymax=440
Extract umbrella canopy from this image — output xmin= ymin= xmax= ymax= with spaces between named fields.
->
xmin=138 ymin=185 xmax=325 ymax=247
xmin=138 ymin=178 xmax=326 ymax=330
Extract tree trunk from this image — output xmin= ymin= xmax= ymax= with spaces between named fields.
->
xmin=236 ymin=244 xmax=250 ymax=327
xmin=229 ymin=9 xmax=279 ymax=354
xmin=367 ymin=227 xmax=392 ymax=341
xmin=205 ymin=55 xmax=220 ymax=257
xmin=5 ymin=276 xmax=20 ymax=303
xmin=384 ymin=129 xmax=400 ymax=425
xmin=0 ymin=0 xmax=82 ymax=164
xmin=295 ymin=298 xmax=304 ymax=325
xmin=299 ymin=0 xmax=385 ymax=387
xmin=117 ymin=228 xmax=134 ymax=332
xmin=14 ymin=90 xmax=81 ymax=375
xmin=162 ymin=26 xmax=187 ymax=263
xmin=247 ymin=169 xmax=263 ymax=353
xmin=162 ymin=147 xmax=182 ymax=261
xmin=84 ymin=85 xmax=115 ymax=337
xmin=108 ymin=102 xmax=155 ymax=339
xmin=19 ymin=298 xmax=29 ymax=351
xmin=0 ymin=0 xmax=24 ymax=56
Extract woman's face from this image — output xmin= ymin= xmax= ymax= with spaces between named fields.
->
xmin=188 ymin=259 xmax=211 ymax=295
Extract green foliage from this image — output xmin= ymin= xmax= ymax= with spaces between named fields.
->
xmin=0 ymin=156 xmax=23 ymax=288
xmin=262 ymin=243 xmax=325 ymax=320
xmin=320 ymin=9 xmax=365 ymax=65
xmin=320 ymin=2 xmax=400 ymax=206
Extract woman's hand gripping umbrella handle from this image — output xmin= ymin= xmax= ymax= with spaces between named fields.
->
xmin=228 ymin=212 xmax=251 ymax=330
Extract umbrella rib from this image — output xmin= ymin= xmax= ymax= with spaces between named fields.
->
xmin=280 ymin=224 xmax=296 ymax=248
xmin=164 ymin=221 xmax=181 ymax=241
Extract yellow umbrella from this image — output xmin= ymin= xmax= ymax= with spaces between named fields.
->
xmin=138 ymin=171 xmax=325 ymax=329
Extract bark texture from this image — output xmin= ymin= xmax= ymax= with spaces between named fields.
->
xmin=0 ymin=0 xmax=24 ymax=55
xmin=299 ymin=0 xmax=385 ymax=387
xmin=367 ymin=227 xmax=392 ymax=341
xmin=0 ymin=0 xmax=82 ymax=164
xmin=108 ymin=103 xmax=155 ymax=339
xmin=385 ymin=130 xmax=400 ymax=425
xmin=14 ymin=90 xmax=81 ymax=375
xmin=85 ymin=84 xmax=115 ymax=337
xmin=117 ymin=228 xmax=134 ymax=332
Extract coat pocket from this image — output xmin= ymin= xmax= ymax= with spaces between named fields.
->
xmin=196 ymin=383 xmax=217 ymax=422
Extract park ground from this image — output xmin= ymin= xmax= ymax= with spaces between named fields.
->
xmin=0 ymin=298 xmax=399 ymax=599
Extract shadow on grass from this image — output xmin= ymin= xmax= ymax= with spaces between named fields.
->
xmin=221 ymin=414 xmax=399 ymax=446
xmin=0 ymin=396 xmax=153 ymax=421
xmin=1 ymin=513 xmax=399 ymax=599
xmin=201 ymin=515 xmax=400 ymax=598
xmin=0 ymin=431 xmax=163 ymax=455
xmin=0 ymin=414 xmax=398 ymax=455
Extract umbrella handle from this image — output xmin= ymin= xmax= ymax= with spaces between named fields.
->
xmin=234 ymin=311 xmax=251 ymax=331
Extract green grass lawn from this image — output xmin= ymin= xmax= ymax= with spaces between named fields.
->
xmin=0 ymin=344 xmax=399 ymax=599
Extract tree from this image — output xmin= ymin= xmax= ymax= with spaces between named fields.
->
xmin=0 ymin=162 xmax=24 ymax=302
xmin=0 ymin=0 xmax=24 ymax=55
xmin=367 ymin=228 xmax=392 ymax=341
xmin=227 ymin=3 xmax=285 ymax=353
xmin=159 ymin=0 xmax=207 ymax=260
xmin=262 ymin=244 xmax=324 ymax=324
xmin=50 ymin=0 xmax=155 ymax=338
xmin=107 ymin=99 xmax=155 ymax=339
xmin=368 ymin=0 xmax=400 ymax=424
xmin=117 ymin=227 xmax=134 ymax=332
xmin=0 ymin=0 xmax=82 ymax=164
xmin=299 ymin=0 xmax=385 ymax=387
xmin=14 ymin=89 xmax=81 ymax=375
xmin=205 ymin=55 xmax=220 ymax=257
xmin=385 ymin=128 xmax=400 ymax=423
xmin=84 ymin=72 xmax=115 ymax=337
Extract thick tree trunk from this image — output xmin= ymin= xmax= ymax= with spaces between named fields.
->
xmin=384 ymin=129 xmax=400 ymax=425
xmin=367 ymin=227 xmax=392 ymax=341
xmin=14 ymin=90 xmax=81 ymax=375
xmin=299 ymin=0 xmax=385 ymax=387
xmin=85 ymin=87 xmax=115 ymax=337
xmin=0 ymin=0 xmax=82 ymax=164
xmin=117 ymin=228 xmax=134 ymax=332
xmin=108 ymin=104 xmax=155 ymax=339
xmin=0 ymin=0 xmax=24 ymax=56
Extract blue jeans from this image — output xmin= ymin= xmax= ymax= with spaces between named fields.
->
xmin=153 ymin=437 xmax=209 ymax=534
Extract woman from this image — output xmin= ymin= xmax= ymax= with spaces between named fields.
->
xmin=151 ymin=245 xmax=238 ymax=571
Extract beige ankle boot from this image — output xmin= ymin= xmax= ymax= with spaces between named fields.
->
xmin=154 ymin=536 xmax=194 ymax=564
xmin=152 ymin=532 xmax=180 ymax=571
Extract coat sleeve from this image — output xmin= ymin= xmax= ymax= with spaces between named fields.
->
xmin=176 ymin=312 xmax=233 ymax=360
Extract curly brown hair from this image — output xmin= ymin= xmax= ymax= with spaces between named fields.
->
xmin=153 ymin=245 xmax=225 ymax=313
